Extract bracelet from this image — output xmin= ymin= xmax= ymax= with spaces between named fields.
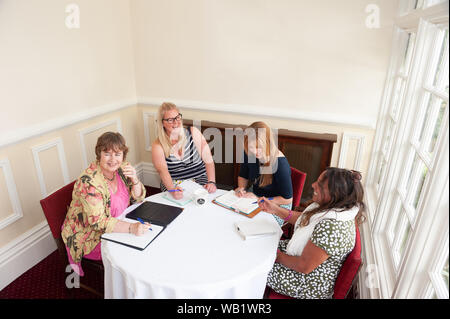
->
xmin=131 ymin=180 xmax=140 ymax=186
xmin=206 ymin=181 xmax=216 ymax=185
xmin=128 ymin=223 xmax=132 ymax=234
xmin=284 ymin=210 xmax=293 ymax=222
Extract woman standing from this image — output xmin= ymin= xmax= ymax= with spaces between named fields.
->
xmin=152 ymin=102 xmax=216 ymax=199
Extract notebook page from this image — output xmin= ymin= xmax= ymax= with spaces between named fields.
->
xmin=101 ymin=222 xmax=164 ymax=250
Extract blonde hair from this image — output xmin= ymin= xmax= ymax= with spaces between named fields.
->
xmin=156 ymin=102 xmax=187 ymax=158
xmin=243 ymin=121 xmax=279 ymax=188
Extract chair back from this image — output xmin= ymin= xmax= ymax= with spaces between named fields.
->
xmin=333 ymin=223 xmax=362 ymax=299
xmin=40 ymin=181 xmax=76 ymax=240
xmin=290 ymin=167 xmax=306 ymax=208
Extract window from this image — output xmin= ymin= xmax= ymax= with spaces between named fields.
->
xmin=365 ymin=0 xmax=448 ymax=299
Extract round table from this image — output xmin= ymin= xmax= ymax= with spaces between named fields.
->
xmin=101 ymin=189 xmax=282 ymax=299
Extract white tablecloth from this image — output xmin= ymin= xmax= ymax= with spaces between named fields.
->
xmin=101 ymin=189 xmax=282 ymax=299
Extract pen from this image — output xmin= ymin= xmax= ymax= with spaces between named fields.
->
xmin=136 ymin=217 xmax=153 ymax=231
xmin=168 ymin=189 xmax=182 ymax=192
xmin=253 ymin=197 xmax=274 ymax=204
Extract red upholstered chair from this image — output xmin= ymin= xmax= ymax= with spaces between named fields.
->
xmin=282 ymin=167 xmax=307 ymax=238
xmin=290 ymin=167 xmax=307 ymax=208
xmin=266 ymin=223 xmax=362 ymax=299
xmin=333 ymin=223 xmax=362 ymax=299
xmin=40 ymin=181 xmax=104 ymax=298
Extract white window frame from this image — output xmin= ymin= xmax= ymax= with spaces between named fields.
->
xmin=363 ymin=0 xmax=449 ymax=299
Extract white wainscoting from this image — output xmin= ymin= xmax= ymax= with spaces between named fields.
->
xmin=0 ymin=221 xmax=56 ymax=291
xmin=78 ymin=118 xmax=123 ymax=168
xmin=0 ymin=158 xmax=24 ymax=230
xmin=143 ymin=111 xmax=158 ymax=151
xmin=338 ymin=132 xmax=366 ymax=171
xmin=31 ymin=138 xmax=70 ymax=199
xmin=138 ymin=97 xmax=377 ymax=129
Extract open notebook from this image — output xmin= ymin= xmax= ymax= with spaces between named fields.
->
xmin=161 ymin=180 xmax=204 ymax=206
xmin=101 ymin=218 xmax=165 ymax=250
xmin=212 ymin=190 xmax=261 ymax=218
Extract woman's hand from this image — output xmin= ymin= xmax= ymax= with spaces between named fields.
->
xmin=235 ymin=187 xmax=246 ymax=197
xmin=122 ymin=163 xmax=139 ymax=185
xmin=204 ymin=182 xmax=217 ymax=193
xmin=257 ymin=196 xmax=278 ymax=214
xmin=129 ymin=222 xmax=151 ymax=236
xmin=170 ymin=186 xmax=184 ymax=199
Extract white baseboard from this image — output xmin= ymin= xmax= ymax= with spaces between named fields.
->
xmin=0 ymin=221 xmax=56 ymax=291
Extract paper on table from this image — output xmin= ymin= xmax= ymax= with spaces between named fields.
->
xmin=101 ymin=219 xmax=165 ymax=250
xmin=161 ymin=179 xmax=204 ymax=206
xmin=214 ymin=190 xmax=259 ymax=215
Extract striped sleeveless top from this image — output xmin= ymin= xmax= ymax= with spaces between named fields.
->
xmin=161 ymin=127 xmax=208 ymax=191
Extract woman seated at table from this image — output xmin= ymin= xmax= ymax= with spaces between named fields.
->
xmin=61 ymin=132 xmax=151 ymax=276
xmin=235 ymin=121 xmax=292 ymax=225
xmin=258 ymin=167 xmax=365 ymax=299
xmin=152 ymin=102 xmax=217 ymax=199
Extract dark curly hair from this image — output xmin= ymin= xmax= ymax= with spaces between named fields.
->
xmin=298 ymin=167 xmax=366 ymax=227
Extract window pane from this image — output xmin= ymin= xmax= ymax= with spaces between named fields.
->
xmin=443 ymin=257 xmax=449 ymax=291
xmin=400 ymin=33 xmax=415 ymax=76
xmin=431 ymin=28 xmax=449 ymax=91
xmin=418 ymin=93 xmax=433 ymax=143
xmin=404 ymin=152 xmax=418 ymax=193
xmin=390 ymin=78 xmax=406 ymax=119
xmin=412 ymin=162 xmax=428 ymax=209
xmin=399 ymin=216 xmax=412 ymax=258
xmin=388 ymin=198 xmax=402 ymax=245
xmin=428 ymin=99 xmax=448 ymax=153
xmin=382 ymin=119 xmax=395 ymax=155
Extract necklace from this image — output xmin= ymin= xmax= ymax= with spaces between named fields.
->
xmin=104 ymin=174 xmax=115 ymax=182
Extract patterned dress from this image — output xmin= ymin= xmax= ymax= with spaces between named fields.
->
xmin=266 ymin=218 xmax=356 ymax=299
xmin=61 ymin=161 xmax=146 ymax=264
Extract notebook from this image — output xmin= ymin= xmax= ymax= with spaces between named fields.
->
xmin=101 ymin=218 xmax=165 ymax=250
xmin=235 ymin=219 xmax=279 ymax=240
xmin=161 ymin=180 xmax=204 ymax=206
xmin=125 ymin=201 xmax=184 ymax=226
xmin=212 ymin=190 xmax=261 ymax=218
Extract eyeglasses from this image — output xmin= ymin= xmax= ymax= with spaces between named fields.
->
xmin=162 ymin=113 xmax=182 ymax=124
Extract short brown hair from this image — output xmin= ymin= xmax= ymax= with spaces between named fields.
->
xmin=95 ymin=132 xmax=129 ymax=160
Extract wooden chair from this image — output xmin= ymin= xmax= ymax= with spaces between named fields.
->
xmin=265 ymin=223 xmax=362 ymax=299
xmin=40 ymin=181 xmax=104 ymax=298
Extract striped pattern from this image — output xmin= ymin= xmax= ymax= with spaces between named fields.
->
xmin=161 ymin=127 xmax=207 ymax=191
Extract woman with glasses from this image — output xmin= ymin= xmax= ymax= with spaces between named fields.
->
xmin=152 ymin=102 xmax=216 ymax=199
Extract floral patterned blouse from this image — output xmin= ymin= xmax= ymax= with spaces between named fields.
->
xmin=61 ymin=161 xmax=146 ymax=263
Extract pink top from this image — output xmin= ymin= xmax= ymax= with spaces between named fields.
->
xmin=65 ymin=171 xmax=130 ymax=276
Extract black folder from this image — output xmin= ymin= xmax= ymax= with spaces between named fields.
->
xmin=126 ymin=201 xmax=184 ymax=227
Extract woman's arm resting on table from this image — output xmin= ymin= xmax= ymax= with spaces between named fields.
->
xmin=151 ymin=142 xmax=183 ymax=199
xmin=276 ymin=240 xmax=329 ymax=274
xmin=191 ymin=127 xmax=216 ymax=193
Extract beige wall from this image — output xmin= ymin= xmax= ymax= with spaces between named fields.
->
xmin=131 ymin=0 xmax=397 ymax=126
xmin=0 ymin=0 xmax=136 ymax=140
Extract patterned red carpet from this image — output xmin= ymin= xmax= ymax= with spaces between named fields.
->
xmin=0 ymin=250 xmax=101 ymax=299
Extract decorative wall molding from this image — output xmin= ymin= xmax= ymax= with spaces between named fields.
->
xmin=0 ymin=158 xmax=24 ymax=230
xmin=78 ymin=118 xmax=123 ymax=168
xmin=0 ymin=221 xmax=56 ymax=290
xmin=135 ymin=162 xmax=161 ymax=188
xmin=338 ymin=132 xmax=366 ymax=171
xmin=32 ymin=138 xmax=70 ymax=198
xmin=143 ymin=111 xmax=158 ymax=151
xmin=138 ymin=97 xmax=377 ymax=130
xmin=0 ymin=98 xmax=136 ymax=149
